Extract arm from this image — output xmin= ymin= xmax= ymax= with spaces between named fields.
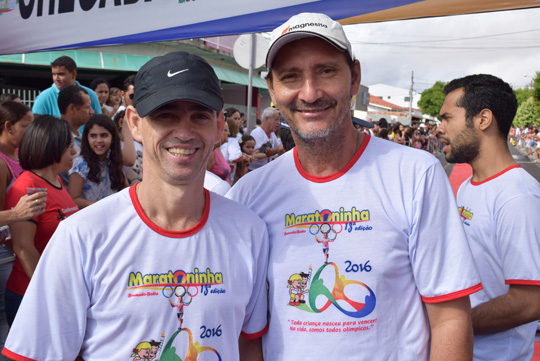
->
xmin=0 ymin=192 xmax=47 ymax=227
xmin=239 ymin=336 xmax=263 ymax=361
xmin=265 ymin=144 xmax=284 ymax=157
xmin=10 ymin=221 xmax=39 ymax=279
xmin=120 ymin=118 xmax=136 ymax=167
xmin=425 ymin=296 xmax=473 ymax=361
xmin=471 ymin=284 xmax=540 ymax=334
xmin=67 ymin=173 xmax=96 ymax=209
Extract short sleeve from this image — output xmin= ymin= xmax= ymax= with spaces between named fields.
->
xmin=68 ymin=156 xmax=89 ymax=180
xmin=497 ymin=196 xmax=540 ymax=285
xmin=409 ymin=162 xmax=482 ymax=302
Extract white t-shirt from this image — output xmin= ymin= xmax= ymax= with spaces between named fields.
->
xmin=457 ymin=165 xmax=540 ymax=361
xmin=250 ymin=126 xmax=281 ymax=170
xmin=3 ymin=186 xmax=269 ymax=361
xmin=227 ymin=134 xmax=481 ymax=361
xmin=204 ymin=170 xmax=231 ymax=196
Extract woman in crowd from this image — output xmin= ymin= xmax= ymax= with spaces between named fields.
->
xmin=208 ymin=117 xmax=231 ymax=183
xmin=235 ymin=134 xmax=256 ymax=183
xmin=0 ymin=101 xmax=47 ymax=354
xmin=225 ymin=107 xmax=243 ymax=140
xmin=90 ymin=78 xmax=112 ymax=116
xmin=4 ymin=116 xmax=78 ymax=325
xmin=113 ymin=111 xmax=142 ymax=185
xmin=68 ymin=115 xmax=127 ymax=209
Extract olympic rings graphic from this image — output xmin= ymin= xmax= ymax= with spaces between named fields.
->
xmin=309 ymin=223 xmax=343 ymax=240
xmin=162 ymin=285 xmax=199 ymax=305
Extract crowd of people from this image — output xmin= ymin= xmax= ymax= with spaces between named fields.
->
xmin=0 ymin=11 xmax=539 ymax=361
xmin=511 ymin=124 xmax=540 ymax=162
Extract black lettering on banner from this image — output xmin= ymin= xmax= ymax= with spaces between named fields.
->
xmin=98 ymin=0 xmax=122 ymax=8
xmin=58 ymin=0 xmax=75 ymax=14
xmin=19 ymin=0 xmax=34 ymax=19
xmin=79 ymin=0 xmax=97 ymax=11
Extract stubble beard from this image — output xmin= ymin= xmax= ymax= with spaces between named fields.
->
xmin=444 ymin=126 xmax=480 ymax=164
xmin=285 ymin=97 xmax=352 ymax=150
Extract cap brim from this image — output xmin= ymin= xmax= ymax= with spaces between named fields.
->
xmin=352 ymin=117 xmax=374 ymax=129
xmin=266 ymin=32 xmax=348 ymax=69
xmin=135 ymin=86 xmax=223 ymax=118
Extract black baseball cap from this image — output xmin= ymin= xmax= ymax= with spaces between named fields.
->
xmin=133 ymin=51 xmax=224 ymax=118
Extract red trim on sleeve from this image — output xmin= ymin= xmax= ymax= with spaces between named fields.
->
xmin=505 ymin=279 xmax=540 ymax=286
xmin=421 ymin=283 xmax=483 ymax=304
xmin=241 ymin=323 xmax=269 ymax=340
xmin=129 ymin=183 xmax=210 ymax=238
xmin=2 ymin=348 xmax=37 ymax=361
xmin=293 ymin=133 xmax=371 ymax=183
xmin=471 ymin=164 xmax=521 ymax=185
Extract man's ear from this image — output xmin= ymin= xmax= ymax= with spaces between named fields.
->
xmin=351 ymin=59 xmax=361 ymax=95
xmin=476 ymin=109 xmax=494 ymax=131
xmin=125 ymin=105 xmax=143 ymax=143
xmin=214 ymin=110 xmax=225 ymax=145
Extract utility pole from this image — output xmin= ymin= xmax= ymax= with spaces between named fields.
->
xmin=408 ymin=71 xmax=414 ymax=124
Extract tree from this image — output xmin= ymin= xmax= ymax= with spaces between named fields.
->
xmin=533 ymin=71 xmax=540 ymax=103
xmin=514 ymin=88 xmax=534 ymax=108
xmin=418 ymin=81 xmax=446 ymax=118
xmin=513 ymin=97 xmax=540 ymax=128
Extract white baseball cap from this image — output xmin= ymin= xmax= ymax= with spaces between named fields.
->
xmin=266 ymin=12 xmax=354 ymax=69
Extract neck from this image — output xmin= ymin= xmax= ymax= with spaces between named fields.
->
xmin=471 ymin=139 xmax=515 ymax=182
xmin=295 ymin=127 xmax=363 ymax=177
xmin=135 ymin=175 xmax=207 ymax=231
xmin=0 ymin=138 xmax=18 ymax=158
xmin=66 ymin=119 xmax=81 ymax=136
xmin=33 ymin=167 xmax=61 ymax=186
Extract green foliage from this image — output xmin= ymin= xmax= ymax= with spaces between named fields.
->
xmin=513 ymin=97 xmax=540 ymax=128
xmin=418 ymin=81 xmax=447 ymax=118
xmin=514 ymin=88 xmax=534 ymax=108
xmin=533 ymin=71 xmax=540 ymax=103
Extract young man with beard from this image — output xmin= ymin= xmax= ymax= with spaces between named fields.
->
xmin=3 ymin=52 xmax=268 ymax=361
xmin=228 ymin=12 xmax=481 ymax=361
xmin=437 ymin=74 xmax=540 ymax=361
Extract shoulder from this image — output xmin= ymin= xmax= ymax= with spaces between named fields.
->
xmin=227 ymin=150 xmax=294 ymax=200
xmin=210 ymin=192 xmax=266 ymax=227
xmin=62 ymin=188 xmax=132 ymax=227
xmin=69 ymin=156 xmax=89 ymax=176
xmin=204 ymin=171 xmax=231 ymax=196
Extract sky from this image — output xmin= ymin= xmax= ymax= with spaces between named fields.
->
xmin=343 ymin=7 xmax=540 ymax=94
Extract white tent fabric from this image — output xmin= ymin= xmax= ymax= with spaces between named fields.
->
xmin=0 ymin=0 xmax=539 ymax=55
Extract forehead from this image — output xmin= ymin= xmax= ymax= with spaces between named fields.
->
xmin=271 ymin=37 xmax=349 ymax=72
xmin=89 ymin=125 xmax=110 ymax=134
xmin=440 ymin=88 xmax=465 ymax=114
xmin=52 ymin=66 xmax=70 ymax=74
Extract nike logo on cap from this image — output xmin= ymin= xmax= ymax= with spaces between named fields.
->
xmin=167 ymin=69 xmax=189 ymax=77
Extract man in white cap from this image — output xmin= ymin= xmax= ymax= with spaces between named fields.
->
xmin=228 ymin=13 xmax=481 ymax=360
xmin=3 ymin=51 xmax=269 ymax=360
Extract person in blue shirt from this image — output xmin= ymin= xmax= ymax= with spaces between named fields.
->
xmin=32 ymin=56 xmax=101 ymax=118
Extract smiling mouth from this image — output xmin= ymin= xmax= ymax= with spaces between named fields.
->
xmin=168 ymin=148 xmax=196 ymax=156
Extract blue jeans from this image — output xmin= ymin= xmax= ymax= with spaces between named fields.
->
xmin=0 ymin=253 xmax=14 ymax=360
xmin=4 ymin=289 xmax=22 ymax=328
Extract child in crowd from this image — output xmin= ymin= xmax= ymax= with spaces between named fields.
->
xmin=68 ymin=115 xmax=127 ymax=208
xmin=235 ymin=135 xmax=255 ymax=183
xmin=113 ymin=111 xmax=142 ymax=185
xmin=106 ymin=87 xmax=122 ymax=118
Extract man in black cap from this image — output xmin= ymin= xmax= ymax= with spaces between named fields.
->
xmin=3 ymin=52 xmax=269 ymax=361
xmin=228 ymin=12 xmax=480 ymax=361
